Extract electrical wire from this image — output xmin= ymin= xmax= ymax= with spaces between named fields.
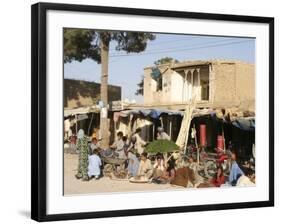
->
xmin=109 ymin=39 xmax=254 ymax=58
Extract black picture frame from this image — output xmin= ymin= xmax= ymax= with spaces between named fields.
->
xmin=31 ymin=2 xmax=274 ymax=222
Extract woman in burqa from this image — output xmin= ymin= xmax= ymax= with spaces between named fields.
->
xmin=75 ymin=129 xmax=89 ymax=181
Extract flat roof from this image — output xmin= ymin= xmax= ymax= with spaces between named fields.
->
xmin=144 ymin=59 xmax=254 ymax=70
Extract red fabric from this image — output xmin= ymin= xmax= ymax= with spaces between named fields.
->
xmin=217 ymin=154 xmax=228 ymax=163
xmin=211 ymin=175 xmax=225 ymax=187
xmin=200 ymin=124 xmax=207 ymax=146
xmin=217 ymin=135 xmax=224 ymax=150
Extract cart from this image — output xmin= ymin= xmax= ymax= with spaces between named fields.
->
xmin=101 ymin=156 xmax=127 ymax=179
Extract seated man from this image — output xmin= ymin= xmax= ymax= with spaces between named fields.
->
xmin=157 ymin=127 xmax=171 ymax=140
xmin=229 ymin=150 xmax=244 ymax=186
xmin=137 ymin=152 xmax=153 ymax=180
xmin=127 ymin=149 xmax=140 ymax=178
xmin=236 ymin=167 xmax=255 ymax=186
xmin=110 ymin=131 xmax=125 ymax=158
xmin=88 ymin=149 xmax=102 ymax=180
xmin=152 ymin=156 xmax=176 ymax=184
xmin=236 ymin=174 xmax=255 ymax=186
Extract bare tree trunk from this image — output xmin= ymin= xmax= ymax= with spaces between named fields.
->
xmin=100 ymin=38 xmax=109 ymax=148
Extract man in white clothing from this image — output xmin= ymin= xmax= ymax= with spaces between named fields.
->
xmin=88 ymin=149 xmax=102 ymax=179
xmin=157 ymin=127 xmax=171 ymax=140
xmin=133 ymin=128 xmax=146 ymax=154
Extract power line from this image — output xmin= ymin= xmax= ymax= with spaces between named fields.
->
xmin=131 ymin=38 xmax=240 ymax=53
xmin=109 ymin=39 xmax=254 ymax=58
xmin=108 ymin=36 xmax=200 ymax=53
xmin=145 ymin=35 xmax=200 ymax=45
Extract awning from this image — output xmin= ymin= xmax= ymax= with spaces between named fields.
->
xmin=231 ymin=117 xmax=255 ymax=131
xmin=64 ymin=106 xmax=99 ymax=117
xmin=192 ymin=108 xmax=216 ymax=118
xmin=191 ymin=111 xmax=255 ymax=131
xmin=114 ymin=109 xmax=184 ymax=120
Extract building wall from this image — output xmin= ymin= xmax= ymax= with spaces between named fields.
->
xmin=64 ymin=79 xmax=122 ymax=109
xmin=235 ymin=63 xmax=255 ymax=110
xmin=143 ymin=67 xmax=155 ymax=105
xmin=199 ymin=66 xmax=210 ymax=101
xmin=144 ymin=65 xmax=210 ymax=105
xmin=144 ymin=61 xmax=255 ymax=110
xmin=144 ymin=67 xmax=174 ymax=105
xmin=212 ymin=62 xmax=255 ymax=110
xmin=169 ymin=70 xmax=185 ymax=103
xmin=212 ymin=62 xmax=236 ymax=102
xmin=162 ymin=69 xmax=173 ymax=103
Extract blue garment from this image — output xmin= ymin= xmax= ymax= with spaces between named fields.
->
xmin=88 ymin=154 xmax=102 ymax=177
xmin=127 ymin=152 xmax=140 ymax=177
xmin=229 ymin=161 xmax=244 ymax=186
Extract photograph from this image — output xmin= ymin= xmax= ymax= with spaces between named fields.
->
xmin=0 ymin=0 xmax=278 ymax=223
xmin=63 ymin=29 xmax=256 ymax=195
xmin=31 ymin=2 xmax=274 ymax=221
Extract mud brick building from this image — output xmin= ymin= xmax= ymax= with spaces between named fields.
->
xmin=143 ymin=60 xmax=255 ymax=112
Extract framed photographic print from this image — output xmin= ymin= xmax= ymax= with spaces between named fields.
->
xmin=31 ymin=2 xmax=274 ymax=222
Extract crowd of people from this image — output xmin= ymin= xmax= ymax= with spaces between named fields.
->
xmin=74 ymin=127 xmax=170 ymax=181
xmin=73 ymin=128 xmax=255 ymax=188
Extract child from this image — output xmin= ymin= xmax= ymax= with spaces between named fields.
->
xmin=165 ymin=157 xmax=176 ymax=182
xmin=88 ymin=149 xmax=102 ymax=180
xmin=152 ymin=155 xmax=165 ymax=179
xmin=210 ymin=164 xmax=225 ymax=187
xmin=152 ymin=156 xmax=176 ymax=184
xmin=137 ymin=152 xmax=153 ymax=179
xmin=229 ymin=150 xmax=244 ymax=186
xmin=116 ymin=136 xmax=127 ymax=159
xmin=89 ymin=137 xmax=100 ymax=154
xmin=188 ymin=155 xmax=204 ymax=187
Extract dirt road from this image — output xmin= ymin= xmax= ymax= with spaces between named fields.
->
xmin=64 ymin=153 xmax=183 ymax=195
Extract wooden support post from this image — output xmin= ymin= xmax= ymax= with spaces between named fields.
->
xmin=170 ymin=119 xmax=172 ymax=139
xmin=114 ymin=121 xmax=117 ymax=141
xmin=152 ymin=124 xmax=155 ymax=141
xmin=75 ymin=114 xmax=78 ymax=135
xmin=193 ymin=124 xmax=200 ymax=165
xmin=222 ymin=125 xmax=226 ymax=153
xmin=87 ymin=112 xmax=94 ymax=136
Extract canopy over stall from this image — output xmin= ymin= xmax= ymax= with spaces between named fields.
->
xmin=231 ymin=117 xmax=255 ymax=131
xmin=64 ymin=106 xmax=100 ymax=136
xmin=114 ymin=108 xmax=184 ymax=119
xmin=64 ymin=106 xmax=100 ymax=117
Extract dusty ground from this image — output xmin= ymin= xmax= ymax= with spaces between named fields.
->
xmin=64 ymin=153 xmax=183 ymax=195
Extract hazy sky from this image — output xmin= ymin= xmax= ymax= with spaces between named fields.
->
xmin=64 ymin=33 xmax=255 ymax=103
